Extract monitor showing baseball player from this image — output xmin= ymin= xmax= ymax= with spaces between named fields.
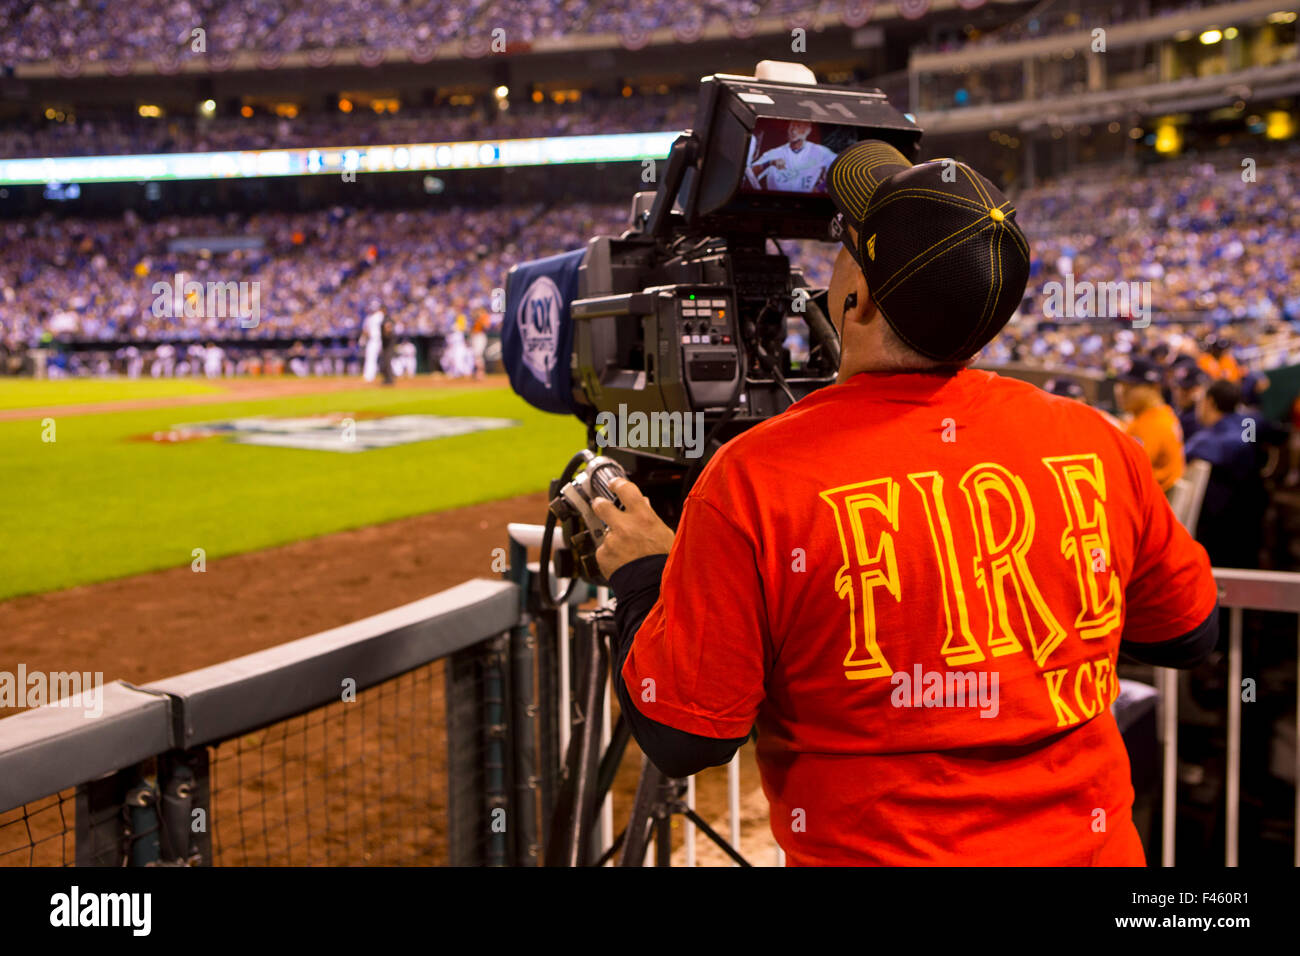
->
xmin=741 ymin=118 xmax=852 ymax=195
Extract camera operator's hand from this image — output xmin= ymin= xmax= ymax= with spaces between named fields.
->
xmin=592 ymin=477 xmax=675 ymax=579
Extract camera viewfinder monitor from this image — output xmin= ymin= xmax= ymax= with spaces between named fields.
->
xmin=685 ymin=75 xmax=923 ymax=240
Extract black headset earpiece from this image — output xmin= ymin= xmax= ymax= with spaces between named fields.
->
xmin=843 ymin=292 xmax=858 ymax=314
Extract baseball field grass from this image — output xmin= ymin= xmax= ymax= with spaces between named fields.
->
xmin=0 ymin=377 xmax=586 ymax=601
xmin=0 ymin=377 xmax=222 ymax=409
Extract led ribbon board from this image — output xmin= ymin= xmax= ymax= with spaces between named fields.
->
xmin=0 ymin=130 xmax=681 ymax=186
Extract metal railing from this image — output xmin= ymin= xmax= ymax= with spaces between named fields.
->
xmin=0 ymin=578 xmax=521 ymax=866
xmin=1157 ymin=568 xmax=1300 ymax=867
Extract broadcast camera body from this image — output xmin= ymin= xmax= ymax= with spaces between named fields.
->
xmin=573 ymin=65 xmax=919 ymax=511
xmin=504 ymin=62 xmax=922 ymax=578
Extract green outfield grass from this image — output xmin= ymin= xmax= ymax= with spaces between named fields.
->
xmin=0 ymin=377 xmax=223 ymax=410
xmin=0 ymin=382 xmax=586 ymax=600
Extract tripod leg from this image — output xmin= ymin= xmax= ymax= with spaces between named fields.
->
xmin=654 ymin=805 xmax=673 ymax=867
xmin=618 ymin=755 xmax=665 ymax=866
xmin=543 ymin=616 xmax=608 ymax=866
xmin=653 ymin=775 xmax=688 ymax=866
xmin=678 ymin=807 xmax=752 ymax=867
xmin=592 ymin=715 xmax=631 ymax=811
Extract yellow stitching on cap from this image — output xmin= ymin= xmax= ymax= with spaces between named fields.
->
xmin=875 ymin=222 xmax=992 ymax=300
xmin=832 ymin=163 xmax=870 ymax=216
xmin=866 ymin=188 xmax=989 ymax=216
xmin=872 ymin=213 xmax=989 ymax=298
xmin=973 ymin=224 xmax=1007 ymax=349
xmin=976 ymin=228 xmax=1000 ymax=335
xmin=949 ymin=229 xmax=998 ymax=357
xmin=1004 ymin=215 xmax=1030 ymax=258
xmin=958 ymin=163 xmax=993 ymax=207
xmin=875 ymin=215 xmax=989 ymax=296
xmin=859 ymin=158 xmax=905 ymax=188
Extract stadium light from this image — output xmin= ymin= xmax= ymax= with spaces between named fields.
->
xmin=1224 ymin=27 xmax=1239 ymax=39
xmin=1265 ymin=110 xmax=1295 ymax=140
xmin=199 ymin=99 xmax=216 ymax=117
xmin=494 ymin=86 xmax=509 ymax=99
xmin=1199 ymin=29 xmax=1223 ymax=44
xmin=1155 ymin=121 xmax=1182 ymax=154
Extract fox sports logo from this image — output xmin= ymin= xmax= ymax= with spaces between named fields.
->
xmin=517 ymin=275 xmax=563 ymax=386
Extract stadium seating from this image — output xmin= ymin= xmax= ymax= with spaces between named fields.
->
xmin=0 ymin=0 xmax=1206 ymax=67
xmin=5 ymin=147 xmax=1300 ymax=382
xmin=0 ymin=202 xmax=628 ymax=362
xmin=1 ymin=0 xmax=764 ymax=66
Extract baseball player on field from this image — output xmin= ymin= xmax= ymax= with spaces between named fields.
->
xmin=747 ymin=120 xmax=837 ymax=193
xmin=361 ymin=307 xmax=385 ymax=382
xmin=592 ymin=141 xmax=1220 ymax=866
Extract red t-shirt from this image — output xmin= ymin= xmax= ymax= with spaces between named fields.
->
xmin=622 ymin=368 xmax=1217 ymax=866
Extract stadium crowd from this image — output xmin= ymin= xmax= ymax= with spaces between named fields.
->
xmin=4 ymin=147 xmax=1300 ymax=393
xmin=0 ymin=0 xmax=1219 ymax=69
xmin=0 ymin=200 xmax=629 ymax=377
xmin=2 ymin=0 xmax=765 ymax=66
xmin=1 ymin=0 xmax=475 ymax=65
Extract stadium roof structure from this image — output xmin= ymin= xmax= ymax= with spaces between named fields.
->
xmin=918 ymin=59 xmax=1300 ymax=135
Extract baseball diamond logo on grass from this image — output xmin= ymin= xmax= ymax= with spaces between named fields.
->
xmin=135 ymin=414 xmax=519 ymax=452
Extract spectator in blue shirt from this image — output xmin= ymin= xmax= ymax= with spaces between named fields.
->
xmin=1171 ymin=365 xmax=1208 ymax=444
xmin=1186 ymin=380 xmax=1266 ymax=568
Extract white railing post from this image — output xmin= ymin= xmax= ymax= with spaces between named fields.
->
xmin=558 ymin=601 xmax=570 ymax=760
xmin=597 ymin=585 xmax=613 ymax=857
xmin=685 ymin=775 xmax=697 ymax=867
xmin=1226 ymin=606 xmax=1243 ymax=867
xmin=1158 ymin=666 xmax=1178 ymax=867
xmin=728 ymin=752 xmax=741 ymax=865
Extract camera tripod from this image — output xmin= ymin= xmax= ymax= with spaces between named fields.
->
xmin=544 ymin=606 xmax=751 ymax=867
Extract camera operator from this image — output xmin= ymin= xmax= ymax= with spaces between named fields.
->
xmin=592 ymin=141 xmax=1220 ymax=866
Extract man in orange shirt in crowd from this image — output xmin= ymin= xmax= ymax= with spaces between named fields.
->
xmin=1197 ymin=334 xmax=1242 ymax=383
xmin=1116 ymin=357 xmax=1185 ymax=493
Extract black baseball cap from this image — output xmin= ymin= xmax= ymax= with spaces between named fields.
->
xmin=826 ymin=140 xmax=1031 ymax=363
xmin=1117 ymin=357 xmax=1163 ymax=386
xmin=1171 ymin=365 xmax=1208 ymax=390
